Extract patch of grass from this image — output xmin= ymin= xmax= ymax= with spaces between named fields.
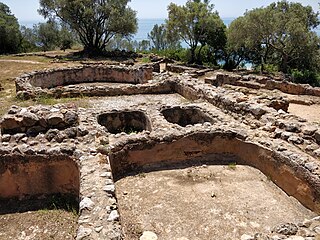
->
xmin=228 ymin=162 xmax=237 ymax=170
xmin=140 ymin=57 xmax=151 ymax=63
xmin=138 ymin=172 xmax=146 ymax=178
xmin=48 ymin=194 xmax=79 ymax=216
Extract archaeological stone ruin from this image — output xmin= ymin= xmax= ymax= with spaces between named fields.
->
xmin=1 ymin=63 xmax=320 ymax=239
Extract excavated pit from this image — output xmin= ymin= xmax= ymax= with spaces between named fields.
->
xmin=17 ymin=65 xmax=153 ymax=90
xmin=0 ymin=154 xmax=80 ymax=213
xmin=110 ymin=132 xmax=320 ymax=239
xmin=161 ymin=106 xmax=214 ymax=127
xmin=116 ymin=165 xmax=316 ymax=240
xmin=0 ymin=154 xmax=80 ymax=239
xmin=97 ymin=110 xmax=152 ymax=134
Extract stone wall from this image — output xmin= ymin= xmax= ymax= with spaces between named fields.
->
xmin=206 ymin=72 xmax=320 ymax=97
xmin=15 ymin=64 xmax=153 ymax=98
xmin=0 ymin=105 xmax=79 ymax=136
xmin=0 ymin=154 xmax=79 ymax=200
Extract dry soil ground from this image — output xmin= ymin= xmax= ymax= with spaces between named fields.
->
xmin=0 ymin=210 xmax=77 ymax=240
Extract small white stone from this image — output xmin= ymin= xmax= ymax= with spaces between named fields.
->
xmin=140 ymin=231 xmax=158 ymax=240
xmin=286 ymin=236 xmax=304 ymax=240
xmin=312 ymin=216 xmax=320 ymax=221
xmin=79 ymin=197 xmax=95 ymax=211
xmin=104 ymin=185 xmax=115 ymax=194
xmin=100 ymin=172 xmax=112 ymax=178
xmin=76 ymin=226 xmax=92 ymax=240
xmin=107 ymin=210 xmax=119 ymax=221
xmin=94 ymin=226 xmax=103 ymax=233
xmin=240 ymin=234 xmax=254 ymax=240
xmin=105 ymin=179 xmax=114 ymax=185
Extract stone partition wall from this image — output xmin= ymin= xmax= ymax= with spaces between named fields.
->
xmin=15 ymin=64 xmax=153 ymax=95
xmin=206 ymin=72 xmax=320 ymax=96
xmin=0 ymin=154 xmax=79 ymax=200
xmin=109 ymin=131 xmax=320 ymax=214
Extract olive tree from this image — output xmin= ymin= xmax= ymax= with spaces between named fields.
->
xmin=166 ymin=0 xmax=226 ymax=63
xmin=38 ymin=0 xmax=138 ymax=55
xmin=228 ymin=1 xmax=320 ymax=73
xmin=148 ymin=24 xmax=167 ymax=51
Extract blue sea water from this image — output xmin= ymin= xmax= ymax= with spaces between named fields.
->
xmin=21 ymin=18 xmax=320 ymax=42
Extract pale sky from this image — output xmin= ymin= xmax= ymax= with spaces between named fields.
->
xmin=1 ymin=0 xmax=319 ymax=22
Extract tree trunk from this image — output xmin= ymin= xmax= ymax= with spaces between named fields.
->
xmin=196 ymin=45 xmax=204 ymax=64
xmin=260 ymin=55 xmax=265 ymax=73
xmin=281 ymin=54 xmax=289 ymax=73
xmin=83 ymin=44 xmax=104 ymax=56
xmin=189 ymin=47 xmax=196 ymax=64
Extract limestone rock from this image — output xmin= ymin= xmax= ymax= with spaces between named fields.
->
xmin=272 ymin=223 xmax=298 ymax=236
xmin=107 ymin=210 xmax=119 ymax=221
xmin=240 ymin=234 xmax=254 ymax=240
xmin=315 ymin=131 xmax=320 ymax=144
xmin=64 ymin=111 xmax=79 ymax=126
xmin=288 ymin=136 xmax=304 ymax=145
xmin=21 ymin=112 xmax=39 ymax=127
xmin=140 ymin=231 xmax=158 ymax=240
xmin=64 ymin=127 xmax=78 ymax=138
xmin=8 ymin=105 xmax=21 ymax=114
xmin=47 ymin=113 xmax=64 ymax=127
xmin=1 ymin=115 xmax=22 ymax=131
xmin=302 ymin=126 xmax=318 ymax=136
xmin=76 ymin=226 xmax=92 ymax=240
xmin=45 ymin=129 xmax=60 ymax=142
xmin=79 ymin=197 xmax=95 ymax=211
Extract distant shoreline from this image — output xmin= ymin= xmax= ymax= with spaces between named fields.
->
xmin=20 ymin=18 xmax=320 ymax=42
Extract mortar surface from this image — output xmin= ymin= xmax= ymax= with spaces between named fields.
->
xmin=288 ymin=104 xmax=320 ymax=124
xmin=116 ymin=165 xmax=316 ymax=240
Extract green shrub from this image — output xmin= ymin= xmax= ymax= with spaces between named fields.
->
xmin=290 ymin=69 xmax=320 ymax=87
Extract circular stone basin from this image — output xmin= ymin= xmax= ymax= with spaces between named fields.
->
xmin=161 ymin=106 xmax=214 ymax=127
xmin=97 ymin=110 xmax=151 ymax=134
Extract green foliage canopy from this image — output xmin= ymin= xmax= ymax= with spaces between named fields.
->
xmin=38 ymin=0 xmax=138 ymax=55
xmin=148 ymin=24 xmax=168 ymax=51
xmin=166 ymin=0 xmax=226 ymax=63
xmin=36 ymin=21 xmax=60 ymax=51
xmin=0 ymin=2 xmax=21 ymax=54
xmin=228 ymin=0 xmax=320 ymax=73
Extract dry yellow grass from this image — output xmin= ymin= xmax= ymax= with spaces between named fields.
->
xmin=0 ymin=52 xmax=82 ymax=116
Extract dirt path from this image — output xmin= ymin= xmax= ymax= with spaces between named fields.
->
xmin=0 ymin=59 xmax=44 ymax=64
xmin=116 ymin=165 xmax=315 ymax=240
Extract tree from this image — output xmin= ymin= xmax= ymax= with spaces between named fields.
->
xmin=148 ymin=24 xmax=167 ymax=51
xmin=0 ymin=3 xmax=21 ymax=54
xmin=20 ymin=26 xmax=39 ymax=52
xmin=38 ymin=0 xmax=138 ymax=55
xmin=228 ymin=1 xmax=320 ymax=73
xmin=35 ymin=21 xmax=60 ymax=51
xmin=59 ymin=23 xmax=78 ymax=51
xmin=138 ymin=40 xmax=150 ymax=52
xmin=166 ymin=0 xmax=226 ymax=63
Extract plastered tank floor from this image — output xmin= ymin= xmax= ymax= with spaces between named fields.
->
xmin=116 ymin=165 xmax=316 ymax=240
